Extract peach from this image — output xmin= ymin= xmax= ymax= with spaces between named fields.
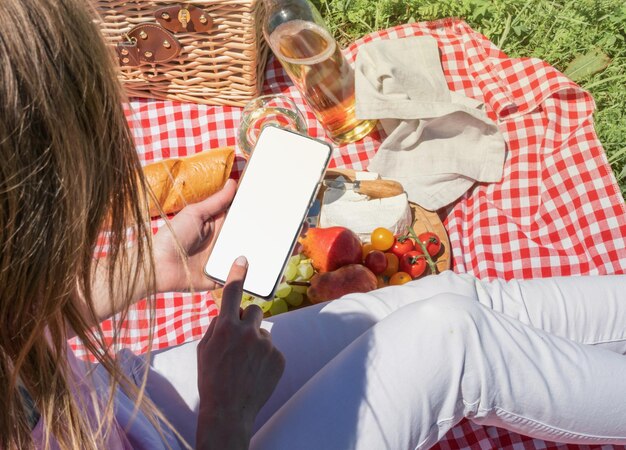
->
xmin=299 ymin=226 xmax=362 ymax=273
xmin=307 ymin=264 xmax=378 ymax=304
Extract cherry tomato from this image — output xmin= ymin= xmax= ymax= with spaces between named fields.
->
xmin=417 ymin=232 xmax=442 ymax=258
xmin=399 ymin=250 xmax=427 ymax=279
xmin=390 ymin=237 xmax=416 ymax=259
xmin=370 ymin=227 xmax=395 ymax=251
xmin=389 ymin=271 xmax=412 ymax=286
xmin=361 ymin=243 xmax=375 ymax=261
xmin=364 ymin=250 xmax=388 ymax=275
xmin=382 ymin=252 xmax=399 ymax=277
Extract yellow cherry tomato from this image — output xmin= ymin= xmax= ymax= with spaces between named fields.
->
xmin=370 ymin=227 xmax=394 ymax=251
xmin=389 ymin=271 xmax=412 ymax=286
xmin=376 ymin=275 xmax=387 ymax=289
xmin=382 ymin=253 xmax=399 ymax=277
xmin=361 ymin=242 xmax=375 ymax=261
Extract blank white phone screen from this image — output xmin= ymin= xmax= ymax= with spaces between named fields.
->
xmin=204 ymin=126 xmax=331 ymax=299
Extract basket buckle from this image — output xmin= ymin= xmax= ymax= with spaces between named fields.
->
xmin=155 ymin=5 xmax=213 ymax=33
xmin=116 ymin=24 xmax=182 ymax=67
xmin=116 ymin=37 xmax=140 ymax=67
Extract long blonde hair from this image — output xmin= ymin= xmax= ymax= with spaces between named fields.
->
xmin=0 ymin=0 xmax=167 ymax=448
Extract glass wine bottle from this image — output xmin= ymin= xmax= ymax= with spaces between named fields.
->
xmin=262 ymin=0 xmax=377 ymax=144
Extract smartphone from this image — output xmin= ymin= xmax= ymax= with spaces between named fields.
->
xmin=204 ymin=126 xmax=332 ymax=299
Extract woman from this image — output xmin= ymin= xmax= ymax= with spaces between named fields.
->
xmin=1 ymin=1 xmax=625 ymax=449
xmin=0 ymin=1 xmax=281 ymax=448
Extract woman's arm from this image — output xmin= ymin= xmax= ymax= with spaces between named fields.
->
xmin=89 ymin=180 xmax=237 ymax=322
xmin=196 ymin=257 xmax=285 ymax=450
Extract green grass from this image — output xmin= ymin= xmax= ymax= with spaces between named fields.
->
xmin=315 ymin=0 xmax=626 ymax=199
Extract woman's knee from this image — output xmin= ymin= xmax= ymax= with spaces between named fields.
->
xmin=409 ymin=293 xmax=487 ymax=337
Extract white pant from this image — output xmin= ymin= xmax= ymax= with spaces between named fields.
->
xmin=139 ymin=271 xmax=626 ymax=449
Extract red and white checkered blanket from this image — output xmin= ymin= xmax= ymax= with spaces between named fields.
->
xmin=73 ymin=18 xmax=626 ymax=450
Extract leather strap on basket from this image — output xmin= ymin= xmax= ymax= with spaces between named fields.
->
xmin=116 ymin=24 xmax=182 ymax=67
xmin=155 ymin=4 xmax=213 ymax=33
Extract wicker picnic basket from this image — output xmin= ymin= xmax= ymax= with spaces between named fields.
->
xmin=92 ymin=0 xmax=269 ymax=106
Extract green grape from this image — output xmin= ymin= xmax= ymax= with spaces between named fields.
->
xmin=242 ymin=293 xmax=254 ymax=301
xmin=253 ymin=298 xmax=273 ymax=313
xmin=269 ymin=298 xmax=288 ymax=316
xmin=298 ymin=263 xmax=314 ymax=280
xmin=283 ymin=263 xmax=298 ymax=281
xmin=291 ymin=285 xmax=309 ymax=294
xmin=275 ymin=282 xmax=292 ymax=298
xmin=240 ymin=300 xmax=248 ymax=308
xmin=284 ymin=291 xmax=304 ymax=307
xmin=288 ymin=254 xmax=302 ymax=266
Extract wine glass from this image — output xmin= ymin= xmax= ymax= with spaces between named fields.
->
xmin=237 ymin=94 xmax=308 ymax=157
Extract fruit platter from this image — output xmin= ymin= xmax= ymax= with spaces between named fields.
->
xmin=214 ymin=168 xmax=450 ymax=316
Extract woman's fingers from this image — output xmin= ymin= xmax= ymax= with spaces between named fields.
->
xmin=200 ymin=314 xmax=219 ymax=344
xmin=186 ymin=178 xmax=237 ymax=223
xmin=290 ymin=221 xmax=309 ymax=255
xmin=219 ymin=256 xmax=248 ymax=320
xmin=241 ymin=303 xmax=264 ymax=328
xmin=300 ymin=221 xmax=309 ymax=237
xmin=162 ymin=179 xmax=236 ymax=240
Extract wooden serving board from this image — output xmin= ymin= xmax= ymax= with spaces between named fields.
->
xmin=324 ymin=168 xmax=451 ymax=272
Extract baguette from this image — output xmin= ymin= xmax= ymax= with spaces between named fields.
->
xmin=143 ymin=147 xmax=235 ymax=217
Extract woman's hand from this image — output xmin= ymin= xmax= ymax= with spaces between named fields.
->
xmin=91 ymin=179 xmax=243 ymax=322
xmin=90 ymin=179 xmax=306 ymax=321
xmin=152 ymin=179 xmax=237 ymax=294
xmin=196 ymin=257 xmax=285 ymax=450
